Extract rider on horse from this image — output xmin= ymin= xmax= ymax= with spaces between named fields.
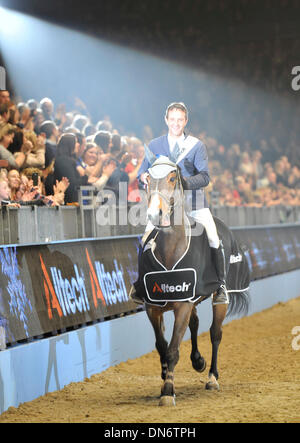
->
xmin=131 ymin=102 xmax=228 ymax=305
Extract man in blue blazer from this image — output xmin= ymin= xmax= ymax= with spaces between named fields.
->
xmin=132 ymin=102 xmax=228 ymax=305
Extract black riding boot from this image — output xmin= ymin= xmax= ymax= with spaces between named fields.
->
xmin=211 ymin=240 xmax=229 ymax=303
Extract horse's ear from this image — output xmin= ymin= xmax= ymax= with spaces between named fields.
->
xmin=144 ymin=144 xmax=157 ymax=166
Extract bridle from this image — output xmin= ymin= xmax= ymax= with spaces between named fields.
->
xmin=146 ymin=165 xmax=184 ymax=229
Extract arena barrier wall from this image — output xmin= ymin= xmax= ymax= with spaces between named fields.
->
xmin=0 ymin=224 xmax=300 ymax=414
xmin=0 ymin=223 xmax=300 ymax=347
xmin=1 ymin=203 xmax=300 ymax=245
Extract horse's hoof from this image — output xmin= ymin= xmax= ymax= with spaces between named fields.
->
xmin=159 ymin=395 xmax=176 ymax=407
xmin=192 ymin=357 xmax=206 ymax=373
xmin=205 ymin=374 xmax=220 ymax=391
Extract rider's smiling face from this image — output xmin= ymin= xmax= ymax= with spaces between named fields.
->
xmin=165 ymin=109 xmax=188 ymax=139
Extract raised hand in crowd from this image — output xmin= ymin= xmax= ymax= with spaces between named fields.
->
xmin=51 ymin=177 xmax=70 ymax=205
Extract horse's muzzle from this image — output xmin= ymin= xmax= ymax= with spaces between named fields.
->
xmin=147 ymin=208 xmax=171 ymax=229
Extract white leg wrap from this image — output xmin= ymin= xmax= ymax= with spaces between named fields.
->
xmin=212 ymin=289 xmax=229 ymax=305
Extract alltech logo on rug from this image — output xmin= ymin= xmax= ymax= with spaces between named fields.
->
xmin=144 ymin=269 xmax=196 ymax=302
xmin=153 ymin=281 xmax=192 ymax=294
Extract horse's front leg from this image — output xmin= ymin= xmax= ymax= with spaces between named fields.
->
xmin=206 ymin=301 xmax=228 ymax=390
xmin=189 ymin=305 xmax=206 ymax=373
xmin=146 ymin=306 xmax=168 ymax=381
xmin=160 ymin=302 xmax=194 ymax=406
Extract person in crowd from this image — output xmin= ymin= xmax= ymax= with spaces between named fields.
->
xmin=274 ymin=158 xmax=289 ymax=187
xmin=214 ymin=144 xmax=227 ymax=165
xmin=22 ymin=131 xmax=46 ymax=169
xmin=83 ymin=123 xmax=96 ymax=137
xmin=0 ymin=127 xmax=30 ymax=169
xmin=0 ymin=90 xmax=10 ymax=105
xmin=32 ymin=106 xmax=44 ymax=127
xmin=95 ymin=119 xmax=113 ymax=133
xmin=0 ymin=176 xmax=10 ymax=204
xmin=7 ymin=102 xmax=20 ymax=127
xmin=0 ymin=168 xmax=8 ymax=181
xmin=110 ymin=133 xmax=122 ymax=158
xmin=18 ymin=104 xmax=35 ymax=131
xmin=40 ymin=97 xmax=54 ymax=121
xmin=12 ymin=171 xmax=43 ymax=203
xmin=19 ymin=168 xmax=70 ymax=206
xmin=233 ymin=175 xmax=255 ymax=205
xmin=52 ymin=133 xmax=88 ymax=204
xmin=251 ymin=150 xmax=264 ymax=183
xmin=93 ymin=130 xmax=112 ymax=154
xmin=27 ymin=98 xmax=39 ymax=113
xmin=0 ymin=177 xmax=20 ymax=207
xmin=226 ymin=143 xmax=241 ymax=172
xmin=39 ymin=120 xmax=59 ymax=168
xmin=92 ymin=155 xmax=118 ymax=192
xmin=7 ymin=169 xmax=21 ymax=200
xmin=266 ymin=170 xmax=278 ymax=191
xmin=72 ymin=114 xmax=89 ymax=133
xmin=101 ymin=152 xmax=129 ymax=198
xmin=0 ymin=103 xmax=10 ymax=129
xmin=75 ymin=132 xmax=86 ymax=160
xmin=76 ymin=142 xmax=104 ymax=179
xmin=238 ymin=151 xmax=255 ymax=176
xmin=125 ymin=137 xmax=144 ymax=202
xmin=287 ymin=166 xmax=300 ymax=189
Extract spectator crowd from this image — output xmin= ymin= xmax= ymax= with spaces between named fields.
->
xmin=0 ymin=88 xmax=300 ymax=211
xmin=1 ymin=0 xmax=300 ymax=212
xmin=0 ymin=90 xmax=145 ymax=208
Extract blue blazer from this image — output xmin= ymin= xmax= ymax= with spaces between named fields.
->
xmin=139 ymin=134 xmax=210 ymax=209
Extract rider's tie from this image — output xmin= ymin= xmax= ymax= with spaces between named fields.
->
xmin=171 ymin=142 xmax=181 ymax=163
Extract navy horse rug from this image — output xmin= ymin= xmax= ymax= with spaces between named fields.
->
xmin=135 ymin=217 xmax=250 ymax=307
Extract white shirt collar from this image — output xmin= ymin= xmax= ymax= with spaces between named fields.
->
xmin=167 ymin=133 xmax=185 ymax=152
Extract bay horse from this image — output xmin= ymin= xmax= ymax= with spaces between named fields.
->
xmin=137 ymin=156 xmax=250 ymax=406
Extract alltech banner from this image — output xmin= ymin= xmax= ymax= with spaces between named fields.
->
xmin=0 ymin=237 xmax=140 ymax=345
xmin=0 ymin=224 xmax=300 ymax=345
xmin=232 ymin=224 xmax=300 ymax=281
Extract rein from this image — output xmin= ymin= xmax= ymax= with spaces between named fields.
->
xmin=147 ymin=166 xmax=185 ymax=229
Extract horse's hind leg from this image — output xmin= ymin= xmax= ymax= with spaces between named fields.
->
xmin=189 ymin=305 xmax=206 ymax=373
xmin=146 ymin=307 xmax=168 ymax=380
xmin=206 ymin=301 xmax=227 ymax=390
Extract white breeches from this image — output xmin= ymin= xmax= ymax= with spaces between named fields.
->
xmin=189 ymin=208 xmax=220 ymax=249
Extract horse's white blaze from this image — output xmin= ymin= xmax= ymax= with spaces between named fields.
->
xmin=147 ymin=193 xmax=160 ymax=220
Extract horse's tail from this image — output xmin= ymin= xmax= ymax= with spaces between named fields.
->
xmin=226 ymin=289 xmax=250 ymax=318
